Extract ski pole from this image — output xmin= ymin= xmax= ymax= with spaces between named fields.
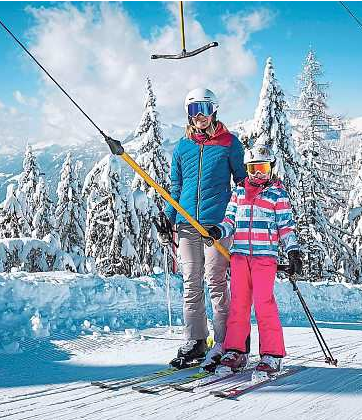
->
xmin=163 ymin=246 xmax=172 ymax=331
xmin=277 ymin=264 xmax=338 ymax=366
xmin=0 ymin=19 xmax=230 ymax=262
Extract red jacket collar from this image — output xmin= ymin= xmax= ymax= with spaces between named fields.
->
xmin=190 ymin=122 xmax=233 ymax=146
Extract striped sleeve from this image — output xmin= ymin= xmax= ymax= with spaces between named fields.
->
xmin=275 ymin=187 xmax=299 ymax=253
xmin=217 ymin=189 xmax=238 ymax=238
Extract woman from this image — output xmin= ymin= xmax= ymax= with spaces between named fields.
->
xmin=160 ymin=88 xmax=247 ymax=368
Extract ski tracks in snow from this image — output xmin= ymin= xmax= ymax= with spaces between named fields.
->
xmin=1 ymin=326 xmax=362 ymax=420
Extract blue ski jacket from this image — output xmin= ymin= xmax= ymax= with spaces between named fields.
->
xmin=165 ymin=123 xmax=246 ymax=225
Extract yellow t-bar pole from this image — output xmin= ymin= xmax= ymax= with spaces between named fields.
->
xmin=119 ymin=149 xmax=230 ymax=261
xmin=179 ymin=1 xmax=186 ymax=52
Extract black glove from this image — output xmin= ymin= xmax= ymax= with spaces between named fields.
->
xmin=288 ymin=250 xmax=303 ymax=275
xmin=153 ymin=212 xmax=173 ymax=247
xmin=206 ymin=225 xmax=222 ymax=240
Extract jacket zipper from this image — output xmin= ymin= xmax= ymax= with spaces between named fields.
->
xmin=249 ymin=197 xmax=256 ymax=257
xmin=196 ymin=144 xmax=204 ymax=221
xmin=267 ymin=225 xmax=273 ymax=247
xmin=248 ymin=187 xmax=262 ymax=257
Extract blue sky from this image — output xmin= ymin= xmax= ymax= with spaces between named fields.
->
xmin=0 ymin=1 xmax=361 ymax=146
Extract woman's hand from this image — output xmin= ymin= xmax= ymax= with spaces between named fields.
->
xmin=205 ymin=225 xmax=222 ymax=240
xmin=153 ymin=212 xmax=174 ymax=247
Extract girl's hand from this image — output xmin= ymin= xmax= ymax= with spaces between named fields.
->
xmin=288 ymin=250 xmax=303 ymax=275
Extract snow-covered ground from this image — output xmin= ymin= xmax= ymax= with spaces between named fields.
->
xmin=1 ymin=324 xmax=362 ymax=420
xmin=1 ymin=271 xmax=362 ymax=352
xmin=0 ymin=271 xmax=362 ymax=419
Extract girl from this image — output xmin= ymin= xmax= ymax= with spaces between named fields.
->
xmin=206 ymin=144 xmax=302 ymax=373
xmin=159 ymin=88 xmax=247 ymax=368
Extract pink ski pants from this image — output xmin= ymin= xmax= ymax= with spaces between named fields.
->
xmin=223 ymin=254 xmax=286 ymax=357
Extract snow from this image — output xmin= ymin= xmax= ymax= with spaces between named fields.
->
xmin=1 ymin=322 xmax=361 ymax=419
xmin=0 ymin=272 xmax=361 ymax=418
xmin=1 ymin=270 xmax=361 ymax=351
xmin=350 ymin=116 xmax=362 ymax=134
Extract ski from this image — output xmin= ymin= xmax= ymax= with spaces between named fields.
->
xmin=91 ymin=361 xmax=201 ymax=391
xmin=132 ymin=370 xmax=210 ymax=394
xmin=170 ymin=365 xmax=255 ymax=393
xmin=211 ymin=366 xmax=305 ymax=399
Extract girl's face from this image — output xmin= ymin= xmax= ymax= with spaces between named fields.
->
xmin=248 ymin=173 xmax=271 ymax=185
xmin=191 ymin=114 xmax=213 ymax=130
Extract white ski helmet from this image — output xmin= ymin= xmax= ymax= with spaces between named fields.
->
xmin=244 ymin=144 xmax=276 ymax=164
xmin=184 ymin=88 xmax=219 ymax=115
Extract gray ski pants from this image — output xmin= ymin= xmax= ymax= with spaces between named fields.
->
xmin=177 ymin=224 xmax=231 ymax=343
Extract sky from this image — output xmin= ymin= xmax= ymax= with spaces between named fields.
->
xmin=0 ymin=1 xmax=361 ymax=148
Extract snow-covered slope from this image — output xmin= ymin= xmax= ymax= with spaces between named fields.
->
xmin=0 ymin=270 xmax=361 ymax=419
xmin=1 ymin=323 xmax=361 ymax=420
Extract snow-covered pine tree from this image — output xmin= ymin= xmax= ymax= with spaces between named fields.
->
xmin=32 ymin=177 xmax=55 ymax=240
xmin=131 ymin=77 xmax=170 ymax=274
xmin=293 ymin=49 xmax=347 ymax=211
xmin=55 ymin=153 xmax=86 ymax=255
xmin=0 ymin=184 xmax=31 ymax=238
xmin=83 ymin=155 xmax=139 ymax=277
xmin=340 ymin=146 xmax=362 ymax=283
xmin=132 ymin=77 xmax=170 ymax=210
xmin=235 ymin=120 xmax=250 ymax=146
xmin=251 ymin=57 xmax=301 ymax=210
xmin=292 ymin=49 xmax=355 ymax=282
xmin=16 ymin=144 xmax=40 ymax=229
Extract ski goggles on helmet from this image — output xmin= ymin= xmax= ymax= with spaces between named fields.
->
xmin=246 ymin=162 xmax=271 ymax=175
xmin=187 ymin=101 xmax=215 ymax=117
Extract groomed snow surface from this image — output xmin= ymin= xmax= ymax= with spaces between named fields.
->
xmin=1 ymin=271 xmax=362 ymax=419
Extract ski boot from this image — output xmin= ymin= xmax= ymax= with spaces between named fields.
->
xmin=199 ymin=342 xmax=224 ymax=373
xmin=216 ymin=350 xmax=249 ymax=374
xmin=169 ymin=339 xmax=206 ymax=369
xmin=252 ymin=355 xmax=283 ymax=382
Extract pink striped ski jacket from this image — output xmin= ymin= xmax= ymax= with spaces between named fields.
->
xmin=217 ymin=178 xmax=299 ymax=257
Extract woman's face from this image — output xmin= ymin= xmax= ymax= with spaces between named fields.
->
xmin=191 ymin=114 xmax=213 ymax=130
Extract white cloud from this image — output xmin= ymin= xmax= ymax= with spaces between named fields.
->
xmin=14 ymin=90 xmax=39 ymax=107
xmin=8 ymin=3 xmax=274 ymax=146
xmin=0 ymin=102 xmax=38 ymax=151
xmin=14 ymin=91 xmax=26 ymax=105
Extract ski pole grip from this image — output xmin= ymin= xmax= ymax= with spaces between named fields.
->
xmin=203 ymin=237 xmax=214 ymax=247
xmin=105 ymin=136 xmax=124 ymax=155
